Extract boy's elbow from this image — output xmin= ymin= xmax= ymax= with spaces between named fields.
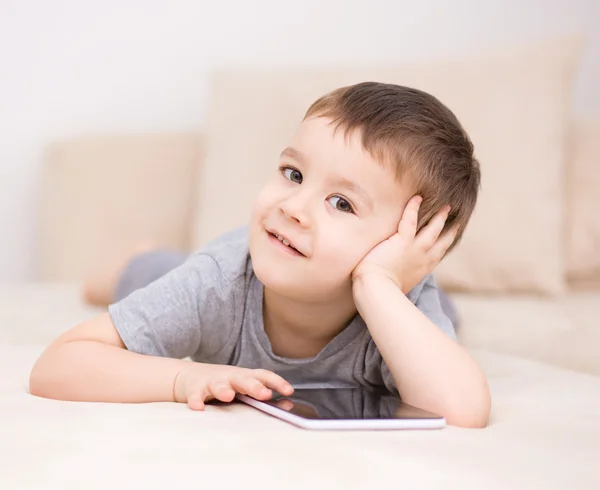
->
xmin=29 ymin=343 xmax=69 ymax=400
xmin=449 ymin=407 xmax=490 ymax=429
xmin=29 ymin=374 xmax=44 ymax=398
xmin=29 ymin=353 xmax=53 ymax=398
xmin=448 ymin=385 xmax=492 ymax=429
xmin=29 ymin=368 xmax=45 ymax=398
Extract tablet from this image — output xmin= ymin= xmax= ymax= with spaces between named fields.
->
xmin=237 ymin=387 xmax=445 ymax=430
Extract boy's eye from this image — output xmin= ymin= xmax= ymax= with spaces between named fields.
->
xmin=328 ymin=196 xmax=354 ymax=214
xmin=282 ymin=167 xmax=303 ymax=184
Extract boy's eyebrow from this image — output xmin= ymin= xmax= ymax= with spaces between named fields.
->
xmin=280 ymin=147 xmax=306 ymax=163
xmin=280 ymin=147 xmax=372 ymax=208
xmin=331 ymin=176 xmax=373 ymax=208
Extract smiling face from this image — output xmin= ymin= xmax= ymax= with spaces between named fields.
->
xmin=249 ymin=117 xmax=414 ymax=301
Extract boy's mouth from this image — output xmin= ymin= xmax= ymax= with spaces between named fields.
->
xmin=267 ymin=231 xmax=306 ymax=257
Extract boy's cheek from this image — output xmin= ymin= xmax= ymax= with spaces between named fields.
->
xmin=252 ymin=184 xmax=289 ymax=219
xmin=320 ymin=241 xmax=372 ymax=275
xmin=251 ymin=189 xmax=271 ymax=214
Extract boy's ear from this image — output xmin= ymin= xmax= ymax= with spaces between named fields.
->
xmin=415 ymin=199 xmax=457 ymax=236
xmin=415 ymin=205 xmax=436 ymax=234
xmin=443 ymin=212 xmax=459 ymax=235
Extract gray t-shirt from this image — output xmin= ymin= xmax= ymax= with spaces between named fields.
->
xmin=108 ymin=226 xmax=456 ymax=393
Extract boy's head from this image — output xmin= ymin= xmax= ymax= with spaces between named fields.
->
xmin=249 ymin=82 xmax=480 ymax=300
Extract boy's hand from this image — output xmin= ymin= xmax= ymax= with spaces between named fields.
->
xmin=352 ymin=196 xmax=458 ymax=294
xmin=173 ymin=363 xmax=294 ymax=411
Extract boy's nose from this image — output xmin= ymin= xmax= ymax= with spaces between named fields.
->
xmin=279 ymin=195 xmax=312 ymax=228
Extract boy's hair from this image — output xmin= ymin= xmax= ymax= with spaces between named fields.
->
xmin=304 ymin=81 xmax=480 ymax=253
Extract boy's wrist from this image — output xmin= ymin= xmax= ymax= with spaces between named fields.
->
xmin=352 ymin=267 xmax=404 ymax=294
xmin=172 ymin=361 xmax=198 ymax=404
xmin=173 ymin=366 xmax=185 ymax=403
xmin=352 ymin=271 xmax=406 ymax=310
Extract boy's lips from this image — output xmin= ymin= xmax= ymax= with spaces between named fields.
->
xmin=266 ymin=229 xmax=307 ymax=257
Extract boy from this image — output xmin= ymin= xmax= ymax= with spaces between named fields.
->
xmin=30 ymin=82 xmax=491 ymax=428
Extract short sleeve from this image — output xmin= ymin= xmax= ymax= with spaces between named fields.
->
xmin=108 ymin=253 xmax=237 ymax=360
xmin=411 ymin=274 xmax=457 ymax=341
xmin=379 ymin=274 xmax=457 ymax=393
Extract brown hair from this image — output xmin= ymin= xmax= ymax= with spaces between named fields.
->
xmin=304 ymin=81 xmax=480 ymax=253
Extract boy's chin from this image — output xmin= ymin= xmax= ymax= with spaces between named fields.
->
xmin=253 ymin=263 xmax=350 ymax=301
xmin=254 ymin=266 xmax=310 ymax=297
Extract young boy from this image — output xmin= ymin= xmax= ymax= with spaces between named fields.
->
xmin=30 ymin=82 xmax=491 ymax=428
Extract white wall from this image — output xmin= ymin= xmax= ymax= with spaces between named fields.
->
xmin=1 ymin=0 xmax=598 ymax=282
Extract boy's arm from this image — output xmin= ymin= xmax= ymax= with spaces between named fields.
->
xmin=31 ymin=253 xmax=232 ymax=403
xmin=353 ymin=275 xmax=490 ymax=428
xmin=352 ymin=196 xmax=491 ymax=428
xmin=29 ymin=312 xmax=294 ymax=406
xmin=29 ymin=313 xmax=188 ymax=402
xmin=30 ymin=253 xmax=211 ymax=401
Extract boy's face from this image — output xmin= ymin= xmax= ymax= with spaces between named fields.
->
xmin=249 ymin=117 xmax=414 ymax=301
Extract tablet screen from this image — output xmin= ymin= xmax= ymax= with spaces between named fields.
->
xmin=260 ymin=388 xmax=442 ymax=420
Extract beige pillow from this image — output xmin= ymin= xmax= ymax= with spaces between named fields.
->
xmin=193 ymin=37 xmax=582 ymax=294
xmin=38 ymin=134 xmax=201 ymax=281
xmin=453 ymin=291 xmax=600 ymax=377
xmin=566 ymin=119 xmax=600 ymax=287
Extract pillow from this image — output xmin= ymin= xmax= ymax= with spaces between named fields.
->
xmin=565 ymin=119 xmax=600 ymax=288
xmin=38 ymin=134 xmax=201 ymax=281
xmin=193 ymin=37 xmax=582 ymax=294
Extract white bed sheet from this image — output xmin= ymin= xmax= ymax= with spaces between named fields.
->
xmin=1 ymin=283 xmax=599 ymax=490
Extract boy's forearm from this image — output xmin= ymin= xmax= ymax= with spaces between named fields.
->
xmin=29 ymin=341 xmax=188 ymax=403
xmin=352 ymin=274 xmax=491 ymax=428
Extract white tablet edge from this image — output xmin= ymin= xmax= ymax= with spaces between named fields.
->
xmin=236 ymin=394 xmax=446 ymax=430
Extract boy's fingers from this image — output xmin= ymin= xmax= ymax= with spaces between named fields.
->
xmin=273 ymin=399 xmax=295 ymax=411
xmin=253 ymin=369 xmax=294 ymax=396
xmin=398 ymin=196 xmax=422 ymax=240
xmin=187 ymin=390 xmax=207 ymax=411
xmin=231 ymin=377 xmax=272 ymax=400
xmin=429 ymin=225 xmax=459 ymax=260
xmin=207 ymin=381 xmax=236 ymax=402
xmin=416 ymin=205 xmax=451 ymax=250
